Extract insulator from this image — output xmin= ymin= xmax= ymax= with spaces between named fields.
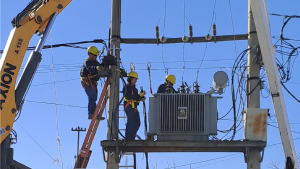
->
xmin=212 ymin=23 xmax=216 ymax=36
xmin=155 ymin=26 xmax=159 ymax=39
xmin=189 ymin=25 xmax=193 ymax=37
xmin=180 ymin=83 xmax=186 ymax=93
xmin=193 ymin=81 xmax=200 ymax=93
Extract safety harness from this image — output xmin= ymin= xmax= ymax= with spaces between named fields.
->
xmin=81 ymin=73 xmax=98 ymax=89
xmin=80 ymin=57 xmax=100 ymax=89
xmin=124 ymin=89 xmax=138 ymax=112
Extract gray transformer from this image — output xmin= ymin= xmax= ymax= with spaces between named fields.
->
xmin=148 ymin=93 xmax=218 ymax=141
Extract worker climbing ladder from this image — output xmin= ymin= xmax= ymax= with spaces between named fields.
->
xmin=74 ymin=77 xmax=111 ymax=168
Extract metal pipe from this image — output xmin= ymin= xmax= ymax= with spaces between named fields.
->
xmin=35 ymin=11 xmax=59 ymax=53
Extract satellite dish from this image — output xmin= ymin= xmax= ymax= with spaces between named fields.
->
xmin=213 ymin=71 xmax=228 ymax=89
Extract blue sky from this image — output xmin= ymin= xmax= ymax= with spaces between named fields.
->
xmin=1 ymin=0 xmax=300 ymax=169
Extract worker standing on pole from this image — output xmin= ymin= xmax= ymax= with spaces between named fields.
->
xmin=123 ymin=72 xmax=145 ymax=140
xmin=157 ymin=74 xmax=178 ymax=93
xmin=80 ymin=46 xmax=105 ymax=119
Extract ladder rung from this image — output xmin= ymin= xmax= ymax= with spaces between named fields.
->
xmin=119 ymin=166 xmax=134 ymax=168
xmin=119 ymin=116 xmax=126 ymax=118
xmin=122 ymin=152 xmax=134 ymax=155
xmin=119 ymin=129 xmax=125 ymax=131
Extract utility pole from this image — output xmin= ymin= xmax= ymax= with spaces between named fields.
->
xmin=246 ymin=0 xmax=261 ymax=168
xmin=106 ymin=0 xmax=121 ymax=168
xmin=71 ymin=126 xmax=86 ymax=157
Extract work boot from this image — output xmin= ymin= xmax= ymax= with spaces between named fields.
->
xmin=96 ymin=116 xmax=105 ymax=121
xmin=88 ymin=114 xmax=93 ymax=119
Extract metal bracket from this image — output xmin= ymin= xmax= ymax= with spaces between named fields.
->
xmin=110 ymin=45 xmax=122 ymax=56
xmin=115 ymin=146 xmax=121 ymax=163
xmin=244 ymin=147 xmax=264 ymax=163
xmin=244 ymin=147 xmax=250 ymax=163
xmin=271 ymin=93 xmax=280 ymax=97
xmin=259 ymin=148 xmax=265 ymax=162
xmin=102 ymin=147 xmax=108 ymax=162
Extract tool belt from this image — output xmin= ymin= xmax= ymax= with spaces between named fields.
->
xmin=81 ymin=75 xmax=98 ymax=89
xmin=124 ymin=97 xmax=138 ymax=111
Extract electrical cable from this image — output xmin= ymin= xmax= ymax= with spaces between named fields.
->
xmin=230 ymin=48 xmax=250 ymax=140
xmin=218 ymin=106 xmax=233 ymax=120
xmin=31 ymin=78 xmax=80 ymax=86
xmin=281 ymin=81 xmax=300 ymax=103
xmin=25 ymin=100 xmax=87 ymax=108
xmin=195 ymin=0 xmax=217 ymax=82
xmin=182 ymin=0 xmax=186 ymax=82
xmin=158 ymin=0 xmax=168 ymax=74
xmin=0 ymin=39 xmax=106 ymax=54
xmin=50 ymin=32 xmax=63 ymax=167
xmin=142 ymin=98 xmax=149 ymax=169
xmin=268 ymin=123 xmax=300 ymax=134
xmin=228 ymin=0 xmax=238 ymax=58
xmin=16 ymin=122 xmax=62 ymax=168
xmin=168 ymin=136 xmax=300 ymax=169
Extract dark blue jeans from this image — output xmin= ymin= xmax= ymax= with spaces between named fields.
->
xmin=125 ymin=106 xmax=140 ymax=140
xmin=82 ymin=81 xmax=98 ymax=115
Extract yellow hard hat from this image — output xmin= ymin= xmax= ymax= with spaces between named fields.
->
xmin=128 ymin=72 xmax=138 ymax=79
xmin=165 ymin=74 xmax=176 ymax=84
xmin=87 ymin=46 xmax=99 ymax=56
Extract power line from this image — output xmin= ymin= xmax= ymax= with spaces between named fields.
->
xmin=281 ymin=82 xmax=300 ymax=103
xmin=192 ymin=154 xmax=241 ymax=169
xmin=196 ymin=0 xmax=217 ymax=82
xmin=219 ymin=118 xmax=300 ymax=125
xmin=268 ymin=123 xmax=300 ymax=134
xmin=167 ymin=136 xmax=300 ymax=169
xmin=182 ymin=0 xmax=186 ymax=83
xmin=18 ymin=58 xmax=235 ymax=71
xmin=27 ymin=66 xmax=233 ymax=74
xmin=25 ymin=100 xmax=87 ymax=108
xmin=31 ymin=78 xmax=80 ymax=86
xmin=164 ymin=153 xmax=240 ymax=169
xmin=16 ymin=122 xmax=62 ymax=168
xmin=160 ymin=0 xmax=167 ymax=74
xmin=228 ymin=0 xmax=238 ymax=58
xmin=0 ymin=39 xmax=107 ymax=54
xmin=50 ymin=33 xmax=64 ymax=167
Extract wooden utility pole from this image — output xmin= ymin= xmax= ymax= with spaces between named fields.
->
xmin=106 ymin=0 xmax=121 ymax=168
xmin=246 ymin=0 xmax=262 ymax=168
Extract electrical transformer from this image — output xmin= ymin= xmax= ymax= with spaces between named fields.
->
xmin=148 ymin=93 xmax=218 ymax=141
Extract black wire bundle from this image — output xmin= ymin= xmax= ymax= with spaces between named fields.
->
xmin=273 ymin=14 xmax=300 ymax=103
xmin=0 ymin=39 xmax=105 ymax=54
xmin=229 ymin=48 xmax=250 ymax=140
xmin=214 ymin=48 xmax=250 ymax=141
xmin=274 ymin=15 xmax=300 ymax=83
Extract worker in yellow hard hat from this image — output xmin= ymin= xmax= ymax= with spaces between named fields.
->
xmin=80 ymin=46 xmax=105 ymax=119
xmin=157 ymin=74 xmax=178 ymax=93
xmin=123 ymin=71 xmax=146 ymax=140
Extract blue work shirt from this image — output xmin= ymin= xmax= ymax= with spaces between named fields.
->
xmin=157 ymin=83 xmax=178 ymax=93
xmin=80 ymin=58 xmax=101 ymax=82
xmin=123 ymin=84 xmax=142 ymax=108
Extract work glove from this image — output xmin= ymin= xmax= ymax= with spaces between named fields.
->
xmin=96 ymin=66 xmax=104 ymax=72
xmin=141 ymin=96 xmax=146 ymax=102
xmin=139 ymin=90 xmax=146 ymax=97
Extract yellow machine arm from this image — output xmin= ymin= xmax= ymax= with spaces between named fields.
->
xmin=0 ymin=0 xmax=72 ymax=144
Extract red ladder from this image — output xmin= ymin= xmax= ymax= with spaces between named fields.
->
xmin=74 ymin=77 xmax=111 ymax=168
